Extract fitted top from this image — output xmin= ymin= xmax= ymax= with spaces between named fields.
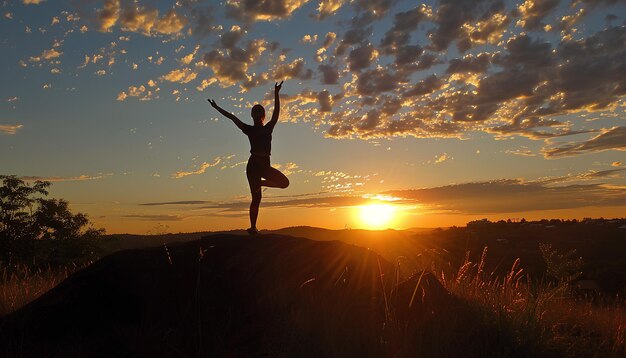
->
xmin=241 ymin=123 xmax=273 ymax=156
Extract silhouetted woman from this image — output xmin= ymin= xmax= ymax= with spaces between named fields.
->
xmin=208 ymin=81 xmax=289 ymax=235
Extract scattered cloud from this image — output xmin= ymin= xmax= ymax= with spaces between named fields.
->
xmin=316 ymin=0 xmax=345 ymax=19
xmin=97 ymin=0 xmax=120 ymax=32
xmin=116 ymin=84 xmax=159 ymax=101
xmin=161 ymin=68 xmax=197 ymax=83
xmin=515 ymin=0 xmax=560 ymax=30
xmin=225 ymin=0 xmax=310 ymax=23
xmin=203 ymin=38 xmax=267 ymax=88
xmin=434 ymin=153 xmax=451 ymax=163
xmin=96 ymin=0 xmax=187 ymax=36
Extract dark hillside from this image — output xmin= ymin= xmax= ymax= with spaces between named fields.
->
xmin=0 ymin=234 xmax=452 ymax=357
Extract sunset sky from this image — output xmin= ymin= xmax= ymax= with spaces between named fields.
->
xmin=1 ymin=0 xmax=625 ymax=233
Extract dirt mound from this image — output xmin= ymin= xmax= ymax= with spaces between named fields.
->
xmin=1 ymin=234 xmax=450 ymax=357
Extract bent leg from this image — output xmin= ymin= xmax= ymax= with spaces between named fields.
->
xmin=261 ymin=166 xmax=289 ymax=189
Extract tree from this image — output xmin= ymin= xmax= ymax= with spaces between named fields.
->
xmin=0 ymin=175 xmax=49 ymax=242
xmin=0 ymin=175 xmax=103 ymax=243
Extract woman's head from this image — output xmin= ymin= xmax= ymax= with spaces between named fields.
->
xmin=251 ymin=104 xmax=265 ymax=124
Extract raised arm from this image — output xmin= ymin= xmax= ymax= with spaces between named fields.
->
xmin=267 ymin=81 xmax=283 ymax=129
xmin=207 ymin=99 xmax=247 ymax=131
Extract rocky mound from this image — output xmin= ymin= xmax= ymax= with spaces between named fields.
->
xmin=0 ymin=234 xmax=450 ymax=357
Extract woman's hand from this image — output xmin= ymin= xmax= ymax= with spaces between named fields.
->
xmin=207 ymin=99 xmax=218 ymax=108
xmin=274 ymin=81 xmax=283 ymax=93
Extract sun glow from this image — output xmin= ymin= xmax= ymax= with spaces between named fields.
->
xmin=358 ymin=203 xmax=396 ymax=229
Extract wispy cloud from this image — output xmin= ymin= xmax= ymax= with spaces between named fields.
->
xmin=543 ymin=127 xmax=626 ymax=158
xmin=172 ymin=155 xmax=235 ymax=178
xmin=20 ymin=174 xmax=112 ymax=182
xmin=120 ymin=214 xmax=183 ymax=221
xmin=384 ymin=180 xmax=626 ymax=214
xmin=141 ymin=200 xmax=212 ymax=206
xmin=0 ymin=124 xmax=23 ymax=135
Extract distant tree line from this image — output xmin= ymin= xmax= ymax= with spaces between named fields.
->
xmin=0 ymin=175 xmax=104 ymax=265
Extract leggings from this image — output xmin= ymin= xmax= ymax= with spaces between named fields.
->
xmin=246 ymin=155 xmax=289 ymax=195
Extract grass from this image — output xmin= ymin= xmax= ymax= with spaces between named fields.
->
xmin=426 ymin=247 xmax=626 ymax=357
xmin=0 ymin=263 xmax=84 ymax=317
xmin=0 ymin=243 xmax=624 ymax=357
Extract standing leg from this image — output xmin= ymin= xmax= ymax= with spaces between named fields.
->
xmin=246 ymin=159 xmax=262 ymax=234
xmin=249 ymin=189 xmax=261 ymax=233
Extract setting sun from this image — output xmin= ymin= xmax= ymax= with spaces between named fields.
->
xmin=358 ymin=204 xmax=396 ymax=229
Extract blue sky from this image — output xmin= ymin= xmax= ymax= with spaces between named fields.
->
xmin=1 ymin=0 xmax=625 ymax=233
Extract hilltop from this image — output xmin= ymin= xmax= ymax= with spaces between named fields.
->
xmin=1 ymin=234 xmax=454 ymax=357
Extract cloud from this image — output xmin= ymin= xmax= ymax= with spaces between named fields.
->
xmin=29 ymin=47 xmax=63 ymax=62
xmin=116 ymin=84 xmax=159 ymax=101
xmin=97 ymin=0 xmax=120 ymax=32
xmin=355 ymin=67 xmax=405 ymax=96
xmin=402 ymin=74 xmax=445 ymax=98
xmin=317 ymin=0 xmax=345 ymax=19
xmin=220 ymin=25 xmax=245 ymax=49
xmin=317 ymin=90 xmax=334 ymax=112
xmin=315 ymin=32 xmax=337 ymax=61
xmin=347 ymin=45 xmax=378 ymax=72
xmin=428 ymin=0 xmax=507 ymax=52
xmin=203 ymin=39 xmax=267 ymax=88
xmin=531 ymin=168 xmax=626 ymax=185
xmin=172 ymin=156 xmax=234 ymax=178
xmin=161 ymin=68 xmax=197 ymax=83
xmin=270 ymin=58 xmax=313 ymax=81
xmin=140 ymin=201 xmax=211 ymax=206
xmin=612 ymin=161 xmax=622 ymax=167
xmin=120 ymin=214 xmax=183 ymax=221
xmin=318 ymin=64 xmax=339 ymax=84
xmin=542 ymin=127 xmax=626 ymax=158
xmin=301 ymin=34 xmax=317 ymax=43
xmin=505 ymin=148 xmax=536 ymax=156
xmin=203 ymin=195 xmax=375 ymax=212
xmin=120 ymin=7 xmax=187 ymax=35
xmin=434 ymin=153 xmax=451 ymax=163
xmin=96 ymin=1 xmax=187 ymax=35
xmin=0 ymin=124 xmax=23 ymax=135
xmin=226 ymin=0 xmax=310 ymax=23
xmin=515 ymin=0 xmax=560 ymax=30
xmin=384 ymin=179 xmax=626 ymax=214
xmin=20 ymin=174 xmax=112 ymax=182
xmin=379 ymin=5 xmax=429 ymax=56
xmin=446 ymin=52 xmax=492 ymax=74
xmin=23 ymin=0 xmax=45 ymax=4
xmin=195 ymin=176 xmax=626 ymax=215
